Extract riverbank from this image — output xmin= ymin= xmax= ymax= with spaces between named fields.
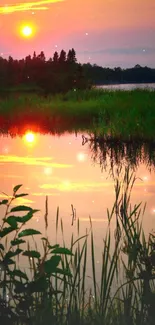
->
xmin=0 ymin=89 xmax=155 ymax=140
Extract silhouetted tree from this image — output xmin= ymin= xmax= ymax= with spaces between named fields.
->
xmin=67 ymin=48 xmax=76 ymax=64
xmin=38 ymin=51 xmax=46 ymax=62
xmin=33 ymin=51 xmax=36 ymax=60
xmin=53 ymin=51 xmax=59 ymax=63
xmin=0 ymin=49 xmax=155 ymax=95
xmin=59 ymin=50 xmax=66 ymax=63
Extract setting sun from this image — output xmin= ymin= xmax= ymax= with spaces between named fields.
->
xmin=25 ymin=132 xmax=35 ymax=143
xmin=21 ymin=25 xmax=33 ymax=38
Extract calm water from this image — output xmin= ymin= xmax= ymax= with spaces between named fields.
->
xmin=96 ymin=82 xmax=155 ymax=90
xmin=0 ymin=132 xmax=155 ymax=281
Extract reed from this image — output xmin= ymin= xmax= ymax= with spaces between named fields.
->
xmin=0 ymin=89 xmax=155 ymax=140
xmin=0 ymin=168 xmax=154 ymax=324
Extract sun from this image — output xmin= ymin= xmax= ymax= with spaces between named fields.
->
xmin=24 ymin=132 xmax=35 ymax=143
xmin=21 ymin=25 xmax=33 ymax=38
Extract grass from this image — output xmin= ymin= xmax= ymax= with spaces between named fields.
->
xmin=0 ymin=88 xmax=155 ymax=139
xmin=0 ymin=168 xmax=155 ymax=324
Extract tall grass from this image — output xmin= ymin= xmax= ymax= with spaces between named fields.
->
xmin=0 ymin=168 xmax=155 ymax=324
xmin=0 ymin=89 xmax=155 ymax=139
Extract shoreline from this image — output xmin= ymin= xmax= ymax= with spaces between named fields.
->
xmin=0 ymin=89 xmax=155 ymax=140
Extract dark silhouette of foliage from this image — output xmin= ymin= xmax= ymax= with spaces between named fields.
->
xmin=53 ymin=51 xmax=59 ymax=63
xmin=59 ymin=50 xmax=66 ymax=63
xmin=82 ymin=63 xmax=155 ymax=85
xmin=0 ymin=49 xmax=155 ymax=95
xmin=0 ymin=48 xmax=91 ymax=94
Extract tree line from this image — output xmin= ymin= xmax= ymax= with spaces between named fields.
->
xmin=0 ymin=49 xmax=90 ymax=94
xmin=0 ymin=49 xmax=155 ymax=94
xmin=83 ymin=63 xmax=155 ymax=85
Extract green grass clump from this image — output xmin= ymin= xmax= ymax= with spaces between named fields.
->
xmin=0 ymin=169 xmax=155 ymax=324
xmin=0 ymin=89 xmax=155 ymax=140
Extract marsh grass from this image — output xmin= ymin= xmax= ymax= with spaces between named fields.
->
xmin=0 ymin=168 xmax=155 ymax=324
xmin=0 ymin=89 xmax=155 ymax=139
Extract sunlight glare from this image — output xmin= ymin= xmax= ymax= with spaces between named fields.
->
xmin=21 ymin=25 xmax=33 ymax=37
xmin=24 ymin=132 xmax=35 ymax=143
xmin=77 ymin=152 xmax=87 ymax=162
xmin=44 ymin=167 xmax=52 ymax=175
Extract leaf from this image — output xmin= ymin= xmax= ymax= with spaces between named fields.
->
xmin=41 ymin=237 xmax=48 ymax=241
xmin=21 ymin=210 xmax=39 ymax=223
xmin=4 ymin=249 xmax=23 ymax=260
xmin=6 ymin=212 xmax=38 ymax=225
xmin=5 ymin=216 xmax=18 ymax=229
xmin=14 ymin=281 xmax=27 ymax=293
xmin=0 ymin=243 xmax=4 ymax=250
xmin=23 ymin=250 xmax=40 ymax=259
xmin=51 ymin=247 xmax=73 ymax=256
xmin=0 ymin=261 xmax=5 ymax=271
xmin=48 ymin=244 xmax=59 ymax=249
xmin=11 ymin=239 xmax=26 ymax=246
xmin=10 ymin=205 xmax=32 ymax=213
xmin=0 ymin=199 xmax=8 ymax=205
xmin=13 ymin=184 xmax=23 ymax=193
xmin=44 ymin=255 xmax=61 ymax=275
xmin=18 ymin=229 xmax=41 ymax=238
xmin=17 ymin=300 xmax=31 ymax=310
xmin=55 ymin=267 xmax=72 ymax=276
xmin=21 ymin=211 xmax=34 ymax=223
xmin=15 ymin=193 xmax=28 ymax=199
xmin=0 ymin=227 xmax=15 ymax=238
xmin=28 ymin=276 xmax=48 ymax=293
xmin=11 ymin=269 xmax=28 ymax=281
xmin=4 ymin=258 xmax=15 ymax=265
xmin=150 ymin=252 xmax=155 ymax=266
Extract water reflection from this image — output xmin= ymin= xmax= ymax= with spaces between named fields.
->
xmin=82 ymin=133 xmax=155 ymax=174
xmin=0 ymin=130 xmax=154 ymax=270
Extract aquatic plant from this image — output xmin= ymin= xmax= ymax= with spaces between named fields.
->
xmin=0 ymin=168 xmax=154 ymax=324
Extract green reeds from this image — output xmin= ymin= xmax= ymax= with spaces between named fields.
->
xmin=0 ymin=89 xmax=155 ymax=139
xmin=0 ymin=168 xmax=155 ymax=325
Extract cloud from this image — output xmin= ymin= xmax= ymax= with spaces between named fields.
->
xmin=32 ymin=192 xmax=60 ymax=196
xmin=0 ymin=155 xmax=73 ymax=169
xmin=0 ymin=174 xmax=23 ymax=179
xmin=11 ymin=197 xmax=35 ymax=205
xmin=79 ymin=47 xmax=155 ymax=56
xmin=0 ymin=194 xmax=34 ymax=205
xmin=39 ymin=181 xmax=113 ymax=192
xmin=0 ymin=0 xmax=64 ymax=14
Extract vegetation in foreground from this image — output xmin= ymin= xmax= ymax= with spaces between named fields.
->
xmin=0 ymin=169 xmax=155 ymax=325
xmin=0 ymin=88 xmax=155 ymax=140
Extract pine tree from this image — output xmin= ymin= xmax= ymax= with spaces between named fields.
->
xmin=38 ymin=51 xmax=46 ymax=62
xmin=59 ymin=50 xmax=66 ymax=63
xmin=53 ymin=51 xmax=59 ymax=63
xmin=67 ymin=48 xmax=77 ymax=64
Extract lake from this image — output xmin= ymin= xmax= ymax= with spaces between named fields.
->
xmin=0 ymin=130 xmax=155 ymax=283
xmin=96 ymin=82 xmax=155 ymax=90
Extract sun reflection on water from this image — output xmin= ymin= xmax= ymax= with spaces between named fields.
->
xmin=24 ymin=131 xmax=36 ymax=144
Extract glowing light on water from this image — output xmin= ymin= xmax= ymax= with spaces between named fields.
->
xmin=24 ymin=132 xmax=35 ymax=143
xmin=44 ymin=167 xmax=52 ymax=175
xmin=77 ymin=152 xmax=87 ymax=162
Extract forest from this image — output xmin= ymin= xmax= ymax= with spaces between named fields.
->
xmin=0 ymin=48 xmax=155 ymax=94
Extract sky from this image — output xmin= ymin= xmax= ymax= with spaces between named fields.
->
xmin=0 ymin=0 xmax=155 ymax=68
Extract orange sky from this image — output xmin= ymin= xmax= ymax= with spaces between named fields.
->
xmin=0 ymin=0 xmax=155 ymax=67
